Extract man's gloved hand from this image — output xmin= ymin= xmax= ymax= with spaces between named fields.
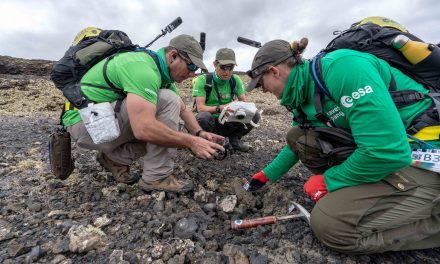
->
xmin=304 ymin=175 xmax=328 ymax=202
xmin=246 ymin=171 xmax=269 ymax=191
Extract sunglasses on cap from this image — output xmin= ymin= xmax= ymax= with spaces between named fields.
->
xmin=219 ymin=64 xmax=234 ymax=71
xmin=177 ymin=50 xmax=199 ymax=72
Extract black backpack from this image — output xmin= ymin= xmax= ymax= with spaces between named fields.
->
xmin=322 ymin=19 xmax=440 ymax=90
xmin=50 ymin=27 xmax=161 ymax=109
xmin=193 ymin=72 xmax=237 ymax=112
xmin=308 ymin=18 xmax=440 ymax=134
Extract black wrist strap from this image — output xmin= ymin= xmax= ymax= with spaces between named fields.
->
xmin=195 ymin=129 xmax=204 ymax=137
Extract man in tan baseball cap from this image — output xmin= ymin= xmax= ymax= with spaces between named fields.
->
xmin=216 ymin=48 xmax=238 ymax=65
xmin=169 ymin=34 xmax=208 ymax=72
xmin=192 ymin=47 xmax=260 ymax=152
xmin=63 ymin=33 xmax=224 ymax=194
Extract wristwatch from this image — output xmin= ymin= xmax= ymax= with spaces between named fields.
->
xmin=216 ymin=106 xmax=221 ymax=113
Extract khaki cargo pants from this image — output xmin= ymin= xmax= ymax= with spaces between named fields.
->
xmin=287 ymin=126 xmax=440 ymax=254
xmin=67 ymin=89 xmax=182 ymax=182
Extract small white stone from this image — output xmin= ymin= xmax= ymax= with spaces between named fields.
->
xmin=93 ymin=215 xmax=112 ymax=228
xmin=219 ymin=195 xmax=237 ymax=213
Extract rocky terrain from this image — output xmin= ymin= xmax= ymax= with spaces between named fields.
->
xmin=0 ymin=55 xmax=439 ymax=263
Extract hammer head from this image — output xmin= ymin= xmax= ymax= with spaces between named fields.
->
xmin=288 ymin=201 xmax=311 ymax=224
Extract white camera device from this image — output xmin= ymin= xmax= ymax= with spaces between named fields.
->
xmin=218 ymin=101 xmax=262 ymax=127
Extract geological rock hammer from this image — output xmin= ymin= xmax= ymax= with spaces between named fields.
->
xmin=231 ymin=202 xmax=310 ymax=230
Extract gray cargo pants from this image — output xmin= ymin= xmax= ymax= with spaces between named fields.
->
xmin=67 ymin=89 xmax=182 ymax=182
xmin=287 ymin=126 xmax=440 ymax=254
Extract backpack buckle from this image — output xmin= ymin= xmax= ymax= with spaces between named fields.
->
xmin=73 ymin=97 xmax=88 ymax=108
xmin=407 ymin=125 xmax=419 ymax=135
xmin=315 ymin=113 xmax=334 ymax=127
xmin=413 ymin=92 xmax=425 ymax=100
xmin=298 ymin=122 xmax=312 ymax=130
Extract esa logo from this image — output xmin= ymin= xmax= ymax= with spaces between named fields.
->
xmin=340 ymin=86 xmax=373 ymax=108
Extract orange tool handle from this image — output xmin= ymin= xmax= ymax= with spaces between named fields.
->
xmin=231 ymin=216 xmax=277 ymax=230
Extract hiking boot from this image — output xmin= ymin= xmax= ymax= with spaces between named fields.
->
xmin=97 ymin=153 xmax=139 ymax=185
xmin=229 ymin=137 xmax=250 ymax=152
xmin=138 ymin=174 xmax=193 ymax=193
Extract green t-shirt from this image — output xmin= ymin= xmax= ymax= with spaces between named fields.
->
xmin=62 ymin=48 xmax=178 ymax=127
xmin=192 ymin=72 xmax=245 ymax=117
xmin=264 ymin=49 xmax=436 ymax=192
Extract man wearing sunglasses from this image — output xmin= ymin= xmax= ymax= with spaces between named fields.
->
xmin=63 ymin=34 xmax=225 ymax=193
xmin=192 ymin=48 xmax=259 ymax=152
xmin=244 ymin=38 xmax=440 ymax=254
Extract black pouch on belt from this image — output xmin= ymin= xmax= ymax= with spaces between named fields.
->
xmin=48 ymin=127 xmax=74 ymax=180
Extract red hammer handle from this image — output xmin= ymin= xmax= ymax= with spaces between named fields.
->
xmin=231 ymin=216 xmax=277 ymax=230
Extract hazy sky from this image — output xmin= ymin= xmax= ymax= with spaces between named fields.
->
xmin=1 ymin=0 xmax=439 ymax=72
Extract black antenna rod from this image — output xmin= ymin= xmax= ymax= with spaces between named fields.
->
xmin=200 ymin=32 xmax=206 ymax=51
xmin=237 ymin=36 xmax=262 ymax=48
xmin=145 ymin=17 xmax=183 ymax=48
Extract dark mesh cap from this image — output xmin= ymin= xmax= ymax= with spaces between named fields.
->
xmin=169 ymin=34 xmax=207 ymax=71
xmin=215 ymin=48 xmax=237 ymax=65
xmin=246 ymin=39 xmax=294 ymax=91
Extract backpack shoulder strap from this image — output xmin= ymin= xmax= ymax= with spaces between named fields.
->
xmin=204 ymin=73 xmax=214 ymax=104
xmin=310 ymin=53 xmax=335 ymax=101
xmin=292 ymin=106 xmax=310 ymax=128
xmin=102 ymin=54 xmax=119 ymax=90
xmin=145 ymin=49 xmax=164 ymax=83
xmin=97 ymin=49 xmax=164 ymax=112
xmin=229 ymin=75 xmax=237 ymax=100
xmin=310 ymin=53 xmax=335 ymax=127
xmin=101 ymin=53 xmax=125 ymax=112
xmin=101 ymin=49 xmax=163 ymax=88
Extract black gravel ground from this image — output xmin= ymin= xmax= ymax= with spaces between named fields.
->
xmin=0 ymin=73 xmax=439 ymax=263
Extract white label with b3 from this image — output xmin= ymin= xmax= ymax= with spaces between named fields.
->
xmin=411 ymin=148 xmax=440 ymax=173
